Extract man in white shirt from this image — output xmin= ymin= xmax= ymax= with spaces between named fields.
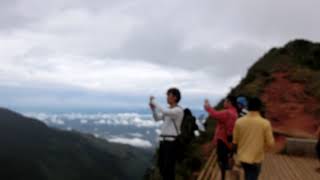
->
xmin=149 ymin=88 xmax=184 ymax=180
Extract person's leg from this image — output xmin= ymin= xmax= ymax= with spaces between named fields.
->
xmin=158 ymin=141 xmax=165 ymax=178
xmin=251 ymin=163 xmax=261 ymax=180
xmin=316 ymin=140 xmax=320 ymax=173
xmin=167 ymin=141 xmax=177 ymax=180
xmin=220 ymin=167 xmax=226 ymax=180
xmin=242 ymin=163 xmax=251 ymax=180
xmin=162 ymin=141 xmax=177 ymax=180
xmin=161 ymin=141 xmax=170 ymax=180
xmin=217 ymin=140 xmax=228 ymax=180
xmin=242 ymin=163 xmax=261 ymax=180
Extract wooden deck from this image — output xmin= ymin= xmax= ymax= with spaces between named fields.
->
xmin=259 ymin=153 xmax=320 ymax=180
xmin=197 ymin=151 xmax=320 ymax=180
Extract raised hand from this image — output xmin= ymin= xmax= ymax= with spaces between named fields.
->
xmin=149 ymin=96 xmax=155 ymax=110
xmin=204 ymin=99 xmax=210 ymax=108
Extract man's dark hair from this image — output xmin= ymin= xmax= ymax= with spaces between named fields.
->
xmin=226 ymin=95 xmax=237 ymax=108
xmin=248 ymin=97 xmax=263 ymax=111
xmin=167 ymin=88 xmax=181 ymax=103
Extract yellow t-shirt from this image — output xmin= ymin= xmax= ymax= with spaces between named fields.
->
xmin=233 ymin=111 xmax=275 ymax=164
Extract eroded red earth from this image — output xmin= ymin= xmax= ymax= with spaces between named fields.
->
xmin=261 ymin=72 xmax=319 ymax=138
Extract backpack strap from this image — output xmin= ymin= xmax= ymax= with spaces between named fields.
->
xmin=172 ymin=107 xmax=183 ymax=135
xmin=172 ymin=119 xmax=180 ymax=135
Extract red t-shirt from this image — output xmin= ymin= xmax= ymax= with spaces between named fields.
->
xmin=205 ymin=106 xmax=238 ymax=145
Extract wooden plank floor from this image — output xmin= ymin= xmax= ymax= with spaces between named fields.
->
xmin=197 ymin=152 xmax=320 ymax=180
xmin=259 ymin=153 xmax=320 ymax=180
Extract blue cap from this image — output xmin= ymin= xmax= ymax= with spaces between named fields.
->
xmin=237 ymin=96 xmax=248 ymax=107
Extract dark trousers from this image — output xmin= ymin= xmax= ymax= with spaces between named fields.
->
xmin=217 ymin=140 xmax=231 ymax=180
xmin=241 ymin=163 xmax=261 ymax=180
xmin=158 ymin=141 xmax=177 ymax=180
xmin=316 ymin=140 xmax=320 ymax=160
xmin=217 ymin=140 xmax=231 ymax=170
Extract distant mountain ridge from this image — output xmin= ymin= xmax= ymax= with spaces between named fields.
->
xmin=0 ymin=108 xmax=152 ymax=180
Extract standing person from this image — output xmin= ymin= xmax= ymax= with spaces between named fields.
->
xmin=316 ymin=125 xmax=320 ymax=173
xmin=204 ymin=96 xmax=238 ymax=180
xmin=149 ymin=88 xmax=184 ymax=180
xmin=236 ymin=96 xmax=248 ymax=118
xmin=232 ymin=97 xmax=275 ymax=180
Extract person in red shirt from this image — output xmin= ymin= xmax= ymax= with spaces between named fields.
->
xmin=204 ymin=96 xmax=238 ymax=180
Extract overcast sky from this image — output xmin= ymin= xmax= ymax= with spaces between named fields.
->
xmin=1 ymin=0 xmax=320 ymax=113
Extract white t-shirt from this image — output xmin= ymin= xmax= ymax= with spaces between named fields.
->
xmin=151 ymin=100 xmax=184 ymax=137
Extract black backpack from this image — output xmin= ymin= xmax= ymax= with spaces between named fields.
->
xmin=173 ymin=108 xmax=198 ymax=161
xmin=173 ymin=108 xmax=198 ymax=144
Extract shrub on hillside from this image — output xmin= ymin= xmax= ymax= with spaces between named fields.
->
xmin=288 ymin=67 xmax=315 ymax=83
xmin=302 ymin=46 xmax=320 ymax=70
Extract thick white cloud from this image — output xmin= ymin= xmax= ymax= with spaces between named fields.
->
xmin=25 ymin=112 xmax=162 ymax=128
xmin=128 ymin=133 xmax=144 ymax=138
xmin=1 ymin=0 xmax=320 ymax=111
xmin=80 ymin=119 xmax=88 ymax=124
xmin=107 ymin=137 xmax=153 ymax=148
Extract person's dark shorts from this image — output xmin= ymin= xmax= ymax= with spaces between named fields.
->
xmin=217 ymin=139 xmax=231 ymax=170
xmin=316 ymin=140 xmax=320 ymax=160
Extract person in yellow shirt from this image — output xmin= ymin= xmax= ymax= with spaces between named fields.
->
xmin=232 ymin=97 xmax=274 ymax=180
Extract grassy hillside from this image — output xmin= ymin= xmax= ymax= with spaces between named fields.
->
xmin=228 ymin=39 xmax=320 ymax=135
xmin=230 ymin=39 xmax=320 ymax=98
xmin=0 ymin=108 xmax=152 ymax=180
